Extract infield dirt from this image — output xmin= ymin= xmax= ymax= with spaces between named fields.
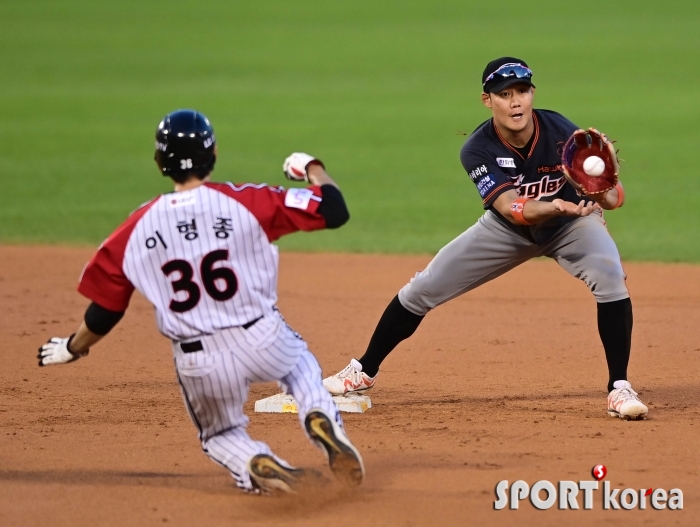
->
xmin=1 ymin=246 xmax=698 ymax=526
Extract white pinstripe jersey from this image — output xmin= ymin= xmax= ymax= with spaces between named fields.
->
xmin=78 ymin=182 xmax=326 ymax=340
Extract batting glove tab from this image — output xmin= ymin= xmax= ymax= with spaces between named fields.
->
xmin=283 ymin=152 xmax=323 ymax=182
xmin=38 ymin=335 xmax=89 ymax=367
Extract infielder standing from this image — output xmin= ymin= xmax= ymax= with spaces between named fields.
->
xmin=38 ymin=109 xmax=364 ymax=493
xmin=324 ymin=57 xmax=648 ymax=420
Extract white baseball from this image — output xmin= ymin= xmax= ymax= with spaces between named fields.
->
xmin=583 ymin=156 xmax=605 ymax=177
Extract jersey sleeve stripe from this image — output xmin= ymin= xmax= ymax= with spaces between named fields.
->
xmin=205 ymin=181 xmax=325 ymax=242
xmin=482 ymin=182 xmax=515 ymax=204
xmin=78 ymin=196 xmax=162 ymax=311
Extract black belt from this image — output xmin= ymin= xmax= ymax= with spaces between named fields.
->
xmin=180 ymin=317 xmax=263 ymax=353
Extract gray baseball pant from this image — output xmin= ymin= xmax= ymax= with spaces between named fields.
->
xmin=398 ymin=210 xmax=629 ymax=316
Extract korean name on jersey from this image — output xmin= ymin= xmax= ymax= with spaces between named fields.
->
xmin=78 ymin=183 xmax=325 ymax=340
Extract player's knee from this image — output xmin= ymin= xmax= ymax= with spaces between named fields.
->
xmin=586 ymin=257 xmax=628 ymax=301
xmin=398 ymin=277 xmax=435 ymax=316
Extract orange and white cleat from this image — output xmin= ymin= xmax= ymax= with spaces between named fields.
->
xmin=607 ymin=380 xmax=648 ymax=420
xmin=323 ymin=359 xmax=376 ymax=396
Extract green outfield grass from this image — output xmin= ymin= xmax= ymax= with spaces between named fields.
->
xmin=1 ymin=0 xmax=698 ymax=260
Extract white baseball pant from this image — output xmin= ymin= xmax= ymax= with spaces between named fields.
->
xmin=172 ymin=310 xmax=341 ymax=491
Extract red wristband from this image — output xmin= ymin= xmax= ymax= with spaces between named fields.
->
xmin=613 ymin=183 xmax=625 ymax=209
xmin=510 ymin=197 xmax=533 ymax=225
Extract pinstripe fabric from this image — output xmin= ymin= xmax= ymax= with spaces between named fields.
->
xmin=279 ymin=347 xmax=344 ymax=436
xmin=174 ymin=310 xmax=343 ymax=491
xmin=77 ymin=181 xmax=338 ymax=492
xmin=79 ymin=182 xmax=325 ymax=332
xmin=122 ymin=186 xmax=279 ymax=339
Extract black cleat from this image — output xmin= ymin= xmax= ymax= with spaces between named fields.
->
xmin=304 ymin=409 xmax=364 ymax=487
xmin=247 ymin=454 xmax=305 ymax=494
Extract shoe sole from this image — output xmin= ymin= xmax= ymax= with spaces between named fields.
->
xmin=338 ymin=386 xmax=373 ymax=396
xmin=323 ymin=382 xmax=374 ymax=396
xmin=607 ymin=409 xmax=648 ymax=421
xmin=305 ymin=410 xmax=364 ymax=487
xmin=248 ymin=454 xmax=301 ymax=494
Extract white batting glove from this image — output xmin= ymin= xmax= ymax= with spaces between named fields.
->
xmin=38 ymin=336 xmax=89 ymax=366
xmin=283 ymin=152 xmax=323 ymax=182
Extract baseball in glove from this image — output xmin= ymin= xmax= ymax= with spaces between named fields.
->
xmin=561 ymin=128 xmax=620 ymax=196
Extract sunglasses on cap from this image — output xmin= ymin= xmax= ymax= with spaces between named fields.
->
xmin=482 ymin=63 xmax=533 ymax=88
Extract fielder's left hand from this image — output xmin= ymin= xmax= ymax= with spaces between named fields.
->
xmin=283 ymin=152 xmax=324 ymax=182
xmin=38 ymin=336 xmax=89 ymax=366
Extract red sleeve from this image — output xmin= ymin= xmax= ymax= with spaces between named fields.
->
xmin=77 ymin=197 xmax=160 ymax=311
xmin=206 ymin=182 xmax=326 ymax=241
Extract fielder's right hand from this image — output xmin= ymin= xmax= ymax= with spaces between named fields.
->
xmin=38 ymin=336 xmax=89 ymax=366
xmin=283 ymin=152 xmax=324 ymax=182
xmin=552 ymin=199 xmax=601 ymax=217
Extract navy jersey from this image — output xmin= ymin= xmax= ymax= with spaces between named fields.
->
xmin=460 ymin=109 xmax=581 ymax=243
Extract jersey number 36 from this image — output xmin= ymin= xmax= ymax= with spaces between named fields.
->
xmin=161 ymin=249 xmax=238 ymax=313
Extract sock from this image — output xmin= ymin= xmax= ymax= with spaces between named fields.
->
xmin=597 ymin=298 xmax=633 ymax=393
xmin=358 ymin=295 xmax=424 ymax=377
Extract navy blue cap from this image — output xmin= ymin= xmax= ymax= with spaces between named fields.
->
xmin=482 ymin=57 xmax=535 ymax=93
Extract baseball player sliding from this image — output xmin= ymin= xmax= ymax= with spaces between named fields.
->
xmin=324 ymin=57 xmax=648 ymax=421
xmin=37 ymin=109 xmax=364 ymax=494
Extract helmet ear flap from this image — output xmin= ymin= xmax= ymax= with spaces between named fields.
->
xmin=154 ymin=151 xmax=164 ymax=174
xmin=205 ymin=153 xmax=217 ymax=175
xmin=191 ymin=153 xmax=216 ymax=179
